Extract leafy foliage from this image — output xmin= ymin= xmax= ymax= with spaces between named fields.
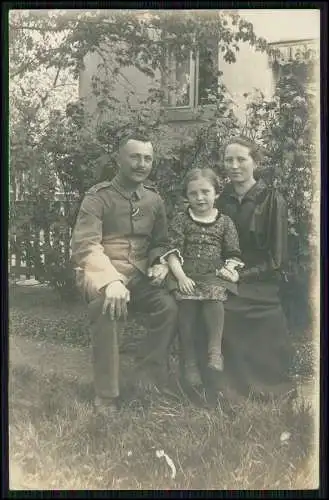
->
xmin=240 ymin=58 xmax=317 ymax=336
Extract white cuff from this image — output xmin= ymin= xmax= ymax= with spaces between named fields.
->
xmin=159 ymin=249 xmax=184 ymax=265
xmin=74 ymin=267 xmax=128 ymax=293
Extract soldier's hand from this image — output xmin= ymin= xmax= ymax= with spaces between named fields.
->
xmin=102 ymin=281 xmax=130 ymax=320
xmin=147 ymin=263 xmax=169 ymax=286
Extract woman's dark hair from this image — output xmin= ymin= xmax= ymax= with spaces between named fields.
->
xmin=183 ymin=168 xmax=223 ymax=197
xmin=222 ymin=136 xmax=265 ymax=165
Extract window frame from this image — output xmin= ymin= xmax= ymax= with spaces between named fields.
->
xmin=162 ymin=48 xmax=196 ymax=110
xmin=162 ymin=44 xmax=219 ymax=121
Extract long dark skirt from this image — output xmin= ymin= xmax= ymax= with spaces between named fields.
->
xmin=197 ymin=281 xmax=297 ymax=402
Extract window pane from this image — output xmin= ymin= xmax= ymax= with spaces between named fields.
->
xmin=198 ymin=44 xmax=219 ymax=105
xmin=166 ymin=51 xmax=192 ymax=107
xmin=175 ymin=57 xmax=191 ymax=106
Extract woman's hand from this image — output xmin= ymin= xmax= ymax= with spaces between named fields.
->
xmin=147 ymin=263 xmax=169 ymax=286
xmin=178 ymin=275 xmax=196 ymax=295
xmin=217 ymin=266 xmax=239 ymax=283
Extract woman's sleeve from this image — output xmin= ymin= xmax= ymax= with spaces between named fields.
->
xmin=159 ymin=212 xmax=185 ymax=265
xmin=240 ymin=190 xmax=288 ymax=281
xmin=269 ymin=191 xmax=288 ymax=270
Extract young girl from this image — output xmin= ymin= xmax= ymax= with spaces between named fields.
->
xmin=162 ymin=168 xmax=244 ymax=388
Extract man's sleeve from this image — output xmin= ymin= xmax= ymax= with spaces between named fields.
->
xmin=148 ymin=197 xmax=171 ymax=267
xmin=71 ymin=193 xmax=126 ymax=298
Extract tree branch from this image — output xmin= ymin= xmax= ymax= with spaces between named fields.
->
xmin=53 ymin=66 xmax=61 ymax=88
xmin=34 ymin=66 xmax=63 ymax=112
xmin=9 ymin=23 xmax=70 ymax=33
xmin=11 ymin=60 xmax=37 ymax=78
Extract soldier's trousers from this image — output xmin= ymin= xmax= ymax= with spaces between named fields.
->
xmin=87 ymin=274 xmax=178 ymax=399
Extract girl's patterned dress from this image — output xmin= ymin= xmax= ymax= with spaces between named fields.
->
xmin=165 ymin=208 xmax=242 ymax=301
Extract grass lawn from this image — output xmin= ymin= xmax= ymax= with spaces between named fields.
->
xmin=8 ymin=285 xmax=318 ymax=490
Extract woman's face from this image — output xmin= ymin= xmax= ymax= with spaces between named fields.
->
xmin=224 ymin=143 xmax=256 ymax=184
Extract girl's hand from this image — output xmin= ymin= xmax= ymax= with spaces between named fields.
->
xmin=178 ymin=276 xmax=196 ymax=295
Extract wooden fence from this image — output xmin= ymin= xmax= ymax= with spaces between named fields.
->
xmin=9 ymin=200 xmax=76 ymax=282
xmin=9 ymin=228 xmax=73 ymax=281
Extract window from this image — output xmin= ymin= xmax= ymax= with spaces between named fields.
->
xmin=268 ymin=39 xmax=319 ymax=91
xmin=163 ymin=42 xmax=219 ymax=111
xmin=11 ymin=171 xmax=27 ymax=201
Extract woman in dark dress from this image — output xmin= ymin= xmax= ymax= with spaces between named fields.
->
xmin=214 ymin=136 xmax=297 ymax=404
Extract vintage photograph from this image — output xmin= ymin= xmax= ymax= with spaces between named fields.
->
xmin=8 ymin=8 xmax=321 ymax=491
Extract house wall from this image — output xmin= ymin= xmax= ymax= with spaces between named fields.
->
xmin=79 ymin=48 xmax=161 ymax=124
xmin=79 ymin=9 xmax=320 ymax=124
xmin=220 ymin=9 xmax=320 ymax=121
xmin=237 ymin=9 xmax=320 ymax=43
xmin=219 ymin=44 xmax=275 ymax=122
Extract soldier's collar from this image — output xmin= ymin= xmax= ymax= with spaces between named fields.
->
xmin=111 ymin=176 xmax=145 ymax=200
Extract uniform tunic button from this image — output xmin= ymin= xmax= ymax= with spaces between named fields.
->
xmin=197 ymin=253 xmax=201 ymax=257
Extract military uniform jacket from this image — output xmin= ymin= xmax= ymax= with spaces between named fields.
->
xmin=71 ymin=176 xmax=169 ymax=301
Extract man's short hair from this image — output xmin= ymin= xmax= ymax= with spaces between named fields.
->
xmin=117 ymin=130 xmax=153 ymax=151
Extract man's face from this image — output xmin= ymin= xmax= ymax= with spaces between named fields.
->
xmin=117 ymin=139 xmax=154 ymax=185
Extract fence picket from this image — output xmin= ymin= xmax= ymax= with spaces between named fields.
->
xmin=9 ymin=200 xmax=76 ymax=282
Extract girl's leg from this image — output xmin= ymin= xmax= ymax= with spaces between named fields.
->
xmin=178 ymin=300 xmax=202 ymax=387
xmin=201 ymin=301 xmax=225 ymax=371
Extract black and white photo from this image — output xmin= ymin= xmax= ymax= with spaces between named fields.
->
xmin=8 ymin=8 xmax=321 ymax=491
